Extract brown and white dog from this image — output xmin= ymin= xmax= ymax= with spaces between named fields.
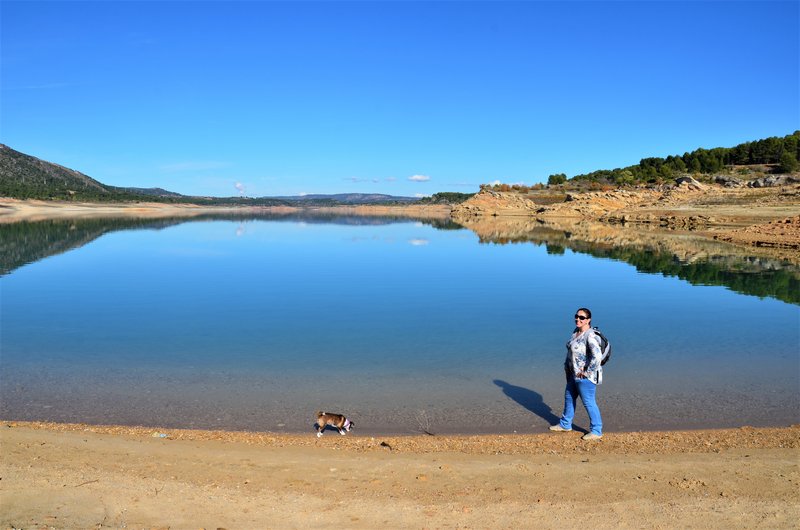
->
xmin=315 ymin=411 xmax=354 ymax=437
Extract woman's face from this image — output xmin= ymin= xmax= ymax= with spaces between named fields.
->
xmin=574 ymin=311 xmax=590 ymax=329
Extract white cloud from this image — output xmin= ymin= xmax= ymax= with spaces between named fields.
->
xmin=414 ymin=193 xmax=429 ymax=198
xmin=234 ymin=182 xmax=246 ymax=195
xmin=385 ymin=177 xmax=397 ymax=182
xmin=408 ymin=174 xmax=431 ymax=182
xmin=409 ymin=238 xmax=429 ymax=246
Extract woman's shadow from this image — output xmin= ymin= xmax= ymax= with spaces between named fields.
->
xmin=493 ymin=379 xmax=578 ymax=430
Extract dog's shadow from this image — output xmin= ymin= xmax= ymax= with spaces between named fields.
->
xmin=313 ymin=423 xmax=332 ymax=435
xmin=312 ymin=423 xmax=346 ymax=436
xmin=493 ymin=379 xmax=588 ymax=434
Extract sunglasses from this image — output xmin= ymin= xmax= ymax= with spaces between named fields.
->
xmin=574 ymin=315 xmax=589 ymax=320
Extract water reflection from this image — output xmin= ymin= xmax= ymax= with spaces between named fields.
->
xmin=0 ymin=212 xmax=459 ymax=276
xmin=1 ymin=212 xmax=797 ymax=305
xmin=453 ymin=215 xmax=800 ymax=305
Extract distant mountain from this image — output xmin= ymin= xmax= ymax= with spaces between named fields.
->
xmin=112 ymin=186 xmax=187 ymax=198
xmin=272 ymin=193 xmax=417 ymax=204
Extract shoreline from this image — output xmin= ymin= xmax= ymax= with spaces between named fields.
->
xmin=3 ymin=421 xmax=798 ymax=528
xmin=4 ymin=420 xmax=799 ymax=453
xmin=0 ymin=198 xmax=453 ymax=223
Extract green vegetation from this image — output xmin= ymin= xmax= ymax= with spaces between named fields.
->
xmin=779 ymin=150 xmax=799 ymax=173
xmin=569 ymin=131 xmax=800 ymax=186
xmin=417 ymin=192 xmax=475 ymax=204
xmin=483 ymin=131 xmax=800 ymax=191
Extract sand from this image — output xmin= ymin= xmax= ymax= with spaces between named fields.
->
xmin=0 ymin=199 xmax=452 ymax=224
xmin=0 ymin=199 xmax=236 ymax=223
xmin=2 ymin=422 xmax=798 ymax=529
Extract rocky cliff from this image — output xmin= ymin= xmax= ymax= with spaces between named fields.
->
xmin=452 ymin=180 xmax=800 ymax=226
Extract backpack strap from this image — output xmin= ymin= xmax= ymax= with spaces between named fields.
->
xmin=584 ymin=328 xmax=601 ymax=372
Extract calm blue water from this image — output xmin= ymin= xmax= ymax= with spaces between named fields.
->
xmin=1 ymin=215 xmax=799 ymax=434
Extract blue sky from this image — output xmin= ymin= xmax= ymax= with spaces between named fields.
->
xmin=2 ymin=1 xmax=798 ymax=198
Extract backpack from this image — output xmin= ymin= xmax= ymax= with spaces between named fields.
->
xmin=588 ymin=327 xmax=612 ymax=366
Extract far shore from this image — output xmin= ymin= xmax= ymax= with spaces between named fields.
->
xmin=2 ymin=421 xmax=798 ymax=528
xmin=3 ymin=195 xmax=799 ymax=263
xmin=0 ymin=198 xmax=452 ymax=223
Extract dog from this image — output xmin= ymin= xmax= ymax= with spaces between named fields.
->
xmin=315 ymin=411 xmax=354 ymax=437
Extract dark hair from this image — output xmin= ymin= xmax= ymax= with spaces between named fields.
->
xmin=576 ymin=307 xmax=592 ymax=320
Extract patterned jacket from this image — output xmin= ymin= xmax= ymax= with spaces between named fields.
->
xmin=565 ymin=328 xmax=603 ymax=384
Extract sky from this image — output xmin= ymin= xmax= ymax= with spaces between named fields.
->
xmin=2 ymin=1 xmax=798 ymax=198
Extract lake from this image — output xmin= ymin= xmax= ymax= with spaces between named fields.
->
xmin=1 ymin=212 xmax=798 ymax=435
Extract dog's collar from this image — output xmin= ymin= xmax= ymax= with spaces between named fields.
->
xmin=343 ymin=419 xmax=350 ymax=429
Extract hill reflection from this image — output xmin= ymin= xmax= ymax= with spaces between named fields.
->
xmin=0 ymin=213 xmax=462 ymax=276
xmin=453 ymin=215 xmax=800 ymax=305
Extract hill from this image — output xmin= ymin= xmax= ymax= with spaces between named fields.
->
xmin=0 ymin=145 xmax=420 ymax=205
xmin=1 ymin=144 xmax=112 ymax=200
xmin=0 ymin=144 xmax=198 ymax=203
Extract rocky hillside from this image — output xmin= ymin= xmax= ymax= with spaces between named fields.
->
xmin=715 ymin=215 xmax=800 ymax=250
xmin=0 ymin=144 xmax=190 ymax=202
xmin=448 ymin=188 xmax=541 ymax=216
xmin=451 ymin=177 xmax=800 ymax=257
xmin=453 ymin=176 xmax=800 ymax=225
xmin=0 ymin=144 xmax=111 ymax=199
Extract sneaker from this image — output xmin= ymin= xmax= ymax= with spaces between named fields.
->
xmin=582 ymin=433 xmax=602 ymax=440
xmin=549 ymin=424 xmax=572 ymax=432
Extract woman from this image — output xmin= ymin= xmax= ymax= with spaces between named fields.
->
xmin=549 ymin=307 xmax=603 ymax=440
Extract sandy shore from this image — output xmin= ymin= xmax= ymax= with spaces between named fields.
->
xmin=0 ymin=198 xmax=239 ymax=222
xmin=2 ymin=422 xmax=798 ymax=529
xmin=0 ymin=198 xmax=452 ymax=223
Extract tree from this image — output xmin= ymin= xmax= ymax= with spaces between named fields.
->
xmin=783 ymin=134 xmax=799 ymax=161
xmin=547 ymin=173 xmax=567 ymax=185
xmin=778 ymin=151 xmax=799 ymax=173
xmin=670 ymin=156 xmax=687 ymax=173
xmin=614 ymin=169 xmax=635 ymax=186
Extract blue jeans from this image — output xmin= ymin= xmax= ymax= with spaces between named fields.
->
xmin=559 ymin=377 xmax=602 ymax=435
